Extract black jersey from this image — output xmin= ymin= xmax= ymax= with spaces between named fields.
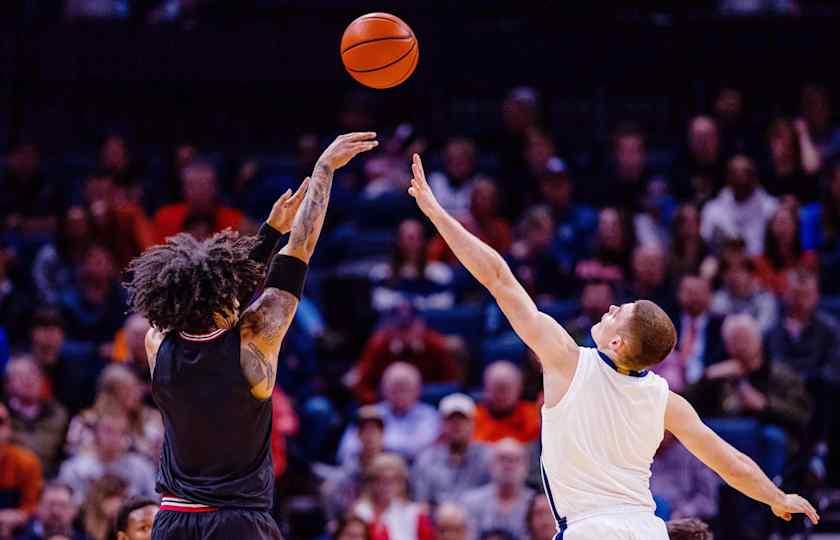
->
xmin=151 ymin=327 xmax=274 ymax=510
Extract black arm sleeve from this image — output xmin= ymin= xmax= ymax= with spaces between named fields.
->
xmin=265 ymin=254 xmax=308 ymax=300
xmin=249 ymin=223 xmax=285 ymax=266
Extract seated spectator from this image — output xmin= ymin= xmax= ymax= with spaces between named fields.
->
xmin=339 ymin=363 xmax=440 ymax=464
xmin=0 ymin=403 xmax=42 ymax=538
xmin=655 ymin=275 xmax=726 ymax=393
xmin=525 ymin=494 xmax=557 ymax=540
xmin=593 ymin=124 xmax=655 ymax=214
xmin=761 ymin=118 xmax=821 ymax=203
xmin=58 ymin=411 xmax=156 ymax=505
xmin=537 ymin=160 xmax=597 ymax=269
xmin=626 ymin=243 xmax=675 ymax=316
xmin=369 ymin=219 xmax=455 ymax=314
xmin=80 ymin=172 xmax=154 ymax=269
xmin=674 ymin=116 xmax=726 ymax=202
xmin=5 ymin=356 xmax=68 ymax=475
xmin=650 ymin=434 xmax=720 ymax=522
xmin=428 ymin=177 xmax=512 ymax=264
xmin=362 ymin=154 xmax=411 ymax=199
xmin=434 ymin=502 xmax=470 ymax=540
xmin=668 ymin=204 xmax=715 ymax=282
xmin=331 ymin=515 xmax=371 ymax=540
xmin=59 ymin=245 xmax=127 ymax=344
xmin=270 ymin=386 xmax=298 ymax=481
xmin=709 ymin=257 xmax=778 ymax=333
xmin=32 ymin=207 xmax=93 ymax=306
xmin=508 ymin=206 xmax=574 ymax=301
xmin=0 ymin=141 xmax=61 ymax=237
xmin=153 ymin=161 xmax=245 ymax=243
xmin=109 ymin=315 xmax=152 ymax=383
xmin=351 ymin=453 xmax=434 ymax=540
xmin=412 ymin=394 xmax=491 ymax=506
xmin=575 ymin=207 xmax=634 ymax=285
xmin=81 ymin=475 xmax=127 ymax=540
xmin=473 ymin=361 xmax=539 ymax=444
xmin=633 ymin=177 xmax=676 ymax=249
xmin=753 ymin=205 xmax=817 ymax=295
xmin=665 ymin=518 xmax=713 ymax=540
xmin=15 ymin=481 xmax=86 ymax=540
xmin=713 ymin=87 xmax=754 ymax=158
xmin=65 ymin=365 xmax=163 ymax=464
xmin=427 ymin=137 xmax=480 ymax=217
xmin=322 ymin=406 xmax=384 ymax=521
xmin=0 ymin=242 xmax=31 ymax=349
xmin=108 ymin=497 xmax=159 ymax=540
xmin=26 ymin=309 xmax=102 ymax=415
xmin=701 ymin=154 xmax=778 ymax=256
xmin=349 ymin=304 xmax=459 ymax=404
xmin=460 ymin=439 xmax=534 ymax=540
xmin=561 ymin=281 xmax=613 ymax=349
xmin=801 ymin=84 xmax=840 ymax=163
xmin=97 ymin=134 xmax=142 ymax=203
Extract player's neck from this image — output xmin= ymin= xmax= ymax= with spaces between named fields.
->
xmin=598 ymin=348 xmax=633 ymax=371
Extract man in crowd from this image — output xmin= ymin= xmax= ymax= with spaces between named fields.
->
xmin=434 ymin=502 xmax=470 ymax=540
xmin=627 ymin=243 xmax=675 ymax=315
xmin=110 ymin=497 xmax=160 ymax=540
xmin=428 ymin=137 xmax=481 ymax=217
xmin=412 ymin=393 xmax=490 ymax=505
xmin=0 ymin=403 xmax=43 ymax=538
xmin=16 ymin=481 xmax=86 ymax=540
xmin=459 ymin=438 xmax=534 ymax=540
xmin=473 ymin=362 xmax=539 ymax=444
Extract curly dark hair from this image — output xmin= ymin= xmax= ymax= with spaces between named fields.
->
xmin=124 ymin=230 xmax=263 ymax=333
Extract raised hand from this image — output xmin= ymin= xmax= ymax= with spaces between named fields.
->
xmin=266 ymin=178 xmax=310 ymax=234
xmin=772 ymin=493 xmax=820 ymax=525
xmin=316 ymin=132 xmax=378 ymax=172
xmin=407 ymin=153 xmax=443 ymax=217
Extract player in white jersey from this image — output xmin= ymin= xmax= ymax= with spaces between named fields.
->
xmin=406 ymin=154 xmax=819 ymax=539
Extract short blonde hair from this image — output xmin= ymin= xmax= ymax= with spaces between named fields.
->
xmin=622 ymin=300 xmax=677 ymax=371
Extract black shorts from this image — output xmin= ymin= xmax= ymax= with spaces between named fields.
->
xmin=152 ymin=508 xmax=283 ymax=540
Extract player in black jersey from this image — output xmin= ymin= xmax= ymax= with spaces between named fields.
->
xmin=124 ymin=133 xmax=378 ymax=540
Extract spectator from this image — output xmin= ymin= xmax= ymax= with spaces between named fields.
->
xmin=427 ymin=138 xmax=480 ymax=217
xmin=362 ymin=155 xmax=410 ymax=199
xmin=4 ymin=356 xmax=69 ymax=475
xmin=98 ymin=135 xmax=141 ymax=200
xmin=428 ymin=177 xmax=512 ymax=264
xmin=152 ymin=161 xmax=245 ymax=243
xmin=700 ymin=154 xmax=779 ymax=256
xmin=627 ymin=243 xmax=675 ymax=316
xmin=575 ymin=207 xmax=634 ymax=285
xmin=412 ymin=394 xmax=491 ymax=506
xmin=713 ymin=87 xmax=754 ymax=157
xmin=339 ymin=363 xmax=440 ymax=464
xmin=563 ymin=281 xmax=615 ymax=347
xmin=709 ymin=257 xmax=779 ymax=333
xmin=634 ymin=178 xmax=675 ymax=249
xmin=655 ymin=275 xmax=726 ymax=393
xmin=762 ymin=118 xmax=821 ymax=203
xmin=331 ymin=515 xmax=371 ymax=540
xmin=675 ymin=116 xmax=726 ymax=202
xmin=753 ymin=206 xmax=817 ymax=295
xmin=59 ymin=245 xmax=127 ymax=344
xmin=32 ymin=207 xmax=93 ymax=306
xmin=80 ymin=172 xmax=154 ymax=269
xmin=537 ymin=160 xmax=597 ymax=269
xmin=497 ymin=87 xmax=541 ymax=186
xmin=507 ymin=206 xmax=574 ymax=301
xmin=65 ymin=365 xmax=163 ymax=464
xmin=81 ymin=475 xmax=127 ymax=540
xmin=598 ymin=124 xmax=653 ymax=214
xmin=369 ymin=219 xmax=455 ymax=314
xmin=26 ymin=309 xmax=102 ymax=415
xmin=0 ymin=243 xmax=31 ymax=348
xmin=460 ymin=439 xmax=534 ymax=540
xmin=58 ymin=411 xmax=156 ymax=506
xmin=0 ymin=403 xmax=43 ymax=538
xmin=473 ymin=361 xmax=539 ymax=444
xmin=322 ymin=406 xmax=384 ymax=521
xmin=108 ymin=497 xmax=159 ymax=540
xmin=109 ymin=315 xmax=152 ymax=383
xmin=524 ymin=494 xmax=556 ymax=540
xmin=434 ymin=502 xmax=470 ymax=540
xmin=668 ymin=204 xmax=715 ymax=283
xmin=349 ymin=304 xmax=459 ymax=405
xmin=650 ymin=434 xmax=720 ymax=522
xmin=800 ymin=84 xmax=840 ymax=163
xmin=15 ymin=481 xmax=86 ymax=540
xmin=270 ymin=386 xmax=298 ymax=481
xmin=0 ymin=141 xmax=61 ymax=236
xmin=351 ymin=453 xmax=434 ymax=540
xmin=665 ymin=518 xmax=713 ymax=540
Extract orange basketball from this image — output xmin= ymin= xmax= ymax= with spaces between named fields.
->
xmin=340 ymin=12 xmax=419 ymax=89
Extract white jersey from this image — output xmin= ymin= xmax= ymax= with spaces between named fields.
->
xmin=540 ymin=347 xmax=669 ymax=526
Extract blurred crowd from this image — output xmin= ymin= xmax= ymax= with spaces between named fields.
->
xmin=0 ymin=81 xmax=839 ymax=540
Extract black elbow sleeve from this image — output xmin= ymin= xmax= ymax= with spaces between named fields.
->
xmin=265 ymin=254 xmax=308 ymax=299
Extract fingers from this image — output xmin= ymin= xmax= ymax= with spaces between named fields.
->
xmin=798 ymin=497 xmax=820 ymax=524
xmin=289 ymin=178 xmax=310 ymax=204
xmin=350 ymin=141 xmax=379 ymax=155
xmin=412 ymin=153 xmax=427 ymax=185
xmin=341 ymin=132 xmax=377 ymax=142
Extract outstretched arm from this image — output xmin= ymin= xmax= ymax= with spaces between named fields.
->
xmin=407 ymin=153 xmax=577 ymax=372
xmin=665 ymin=391 xmax=819 ymax=525
xmin=239 ymin=133 xmax=378 ymax=398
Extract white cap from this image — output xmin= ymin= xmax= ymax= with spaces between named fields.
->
xmin=439 ymin=393 xmax=476 ymax=417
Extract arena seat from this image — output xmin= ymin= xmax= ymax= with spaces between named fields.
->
xmin=481 ymin=331 xmax=527 ymax=366
xmin=422 ymin=304 xmax=485 ymax=339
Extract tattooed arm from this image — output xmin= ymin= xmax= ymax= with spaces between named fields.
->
xmin=239 ymin=133 xmax=377 ymax=398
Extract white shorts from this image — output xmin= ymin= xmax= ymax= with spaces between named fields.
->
xmin=562 ymin=511 xmax=668 ymax=540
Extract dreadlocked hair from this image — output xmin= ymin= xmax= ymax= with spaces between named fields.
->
xmin=124 ymin=230 xmax=264 ymax=333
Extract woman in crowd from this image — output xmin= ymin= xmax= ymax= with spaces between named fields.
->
xmin=575 ymin=206 xmax=635 ymax=285
xmin=669 ymin=204 xmax=715 ymax=282
xmin=32 ymin=207 xmax=92 ymax=305
xmin=82 ymin=474 xmax=128 ymax=540
xmin=762 ymin=118 xmax=821 ymax=203
xmin=331 ymin=515 xmax=372 ymax=540
xmin=753 ymin=205 xmax=817 ymax=295
xmin=525 ymin=494 xmax=557 ymax=540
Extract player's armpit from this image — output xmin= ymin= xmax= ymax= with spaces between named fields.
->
xmin=239 ymin=288 xmax=299 ymax=400
xmin=144 ymin=327 xmax=165 ymax=379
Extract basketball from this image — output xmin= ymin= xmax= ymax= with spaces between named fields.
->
xmin=340 ymin=12 xmax=419 ymax=89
